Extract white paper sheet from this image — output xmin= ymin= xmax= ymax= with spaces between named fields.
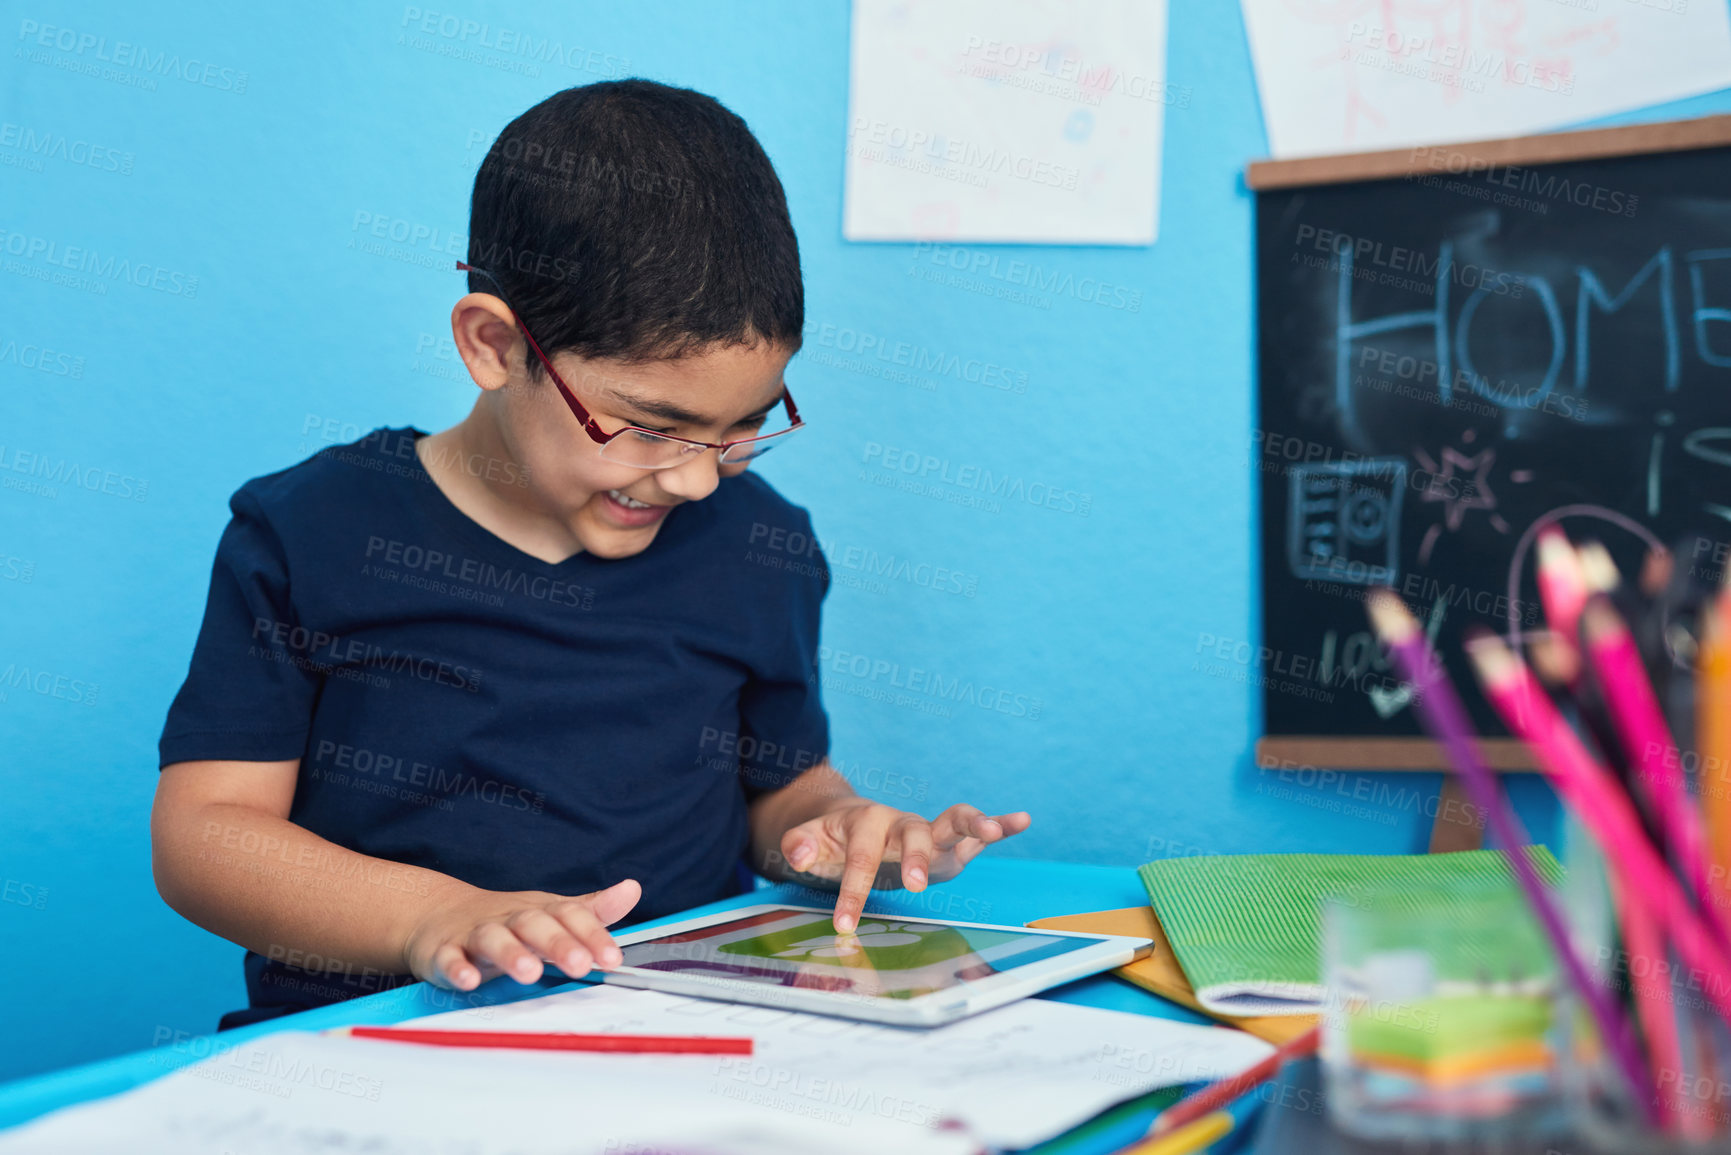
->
xmin=1240 ymin=0 xmax=1731 ymax=159
xmin=0 ymin=986 xmax=1274 ymax=1153
xmin=844 ymin=0 xmax=1170 ymax=244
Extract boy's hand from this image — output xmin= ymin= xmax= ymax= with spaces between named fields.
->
xmin=778 ymin=802 xmax=1031 ymax=933
xmin=402 ymin=878 xmax=641 ymax=991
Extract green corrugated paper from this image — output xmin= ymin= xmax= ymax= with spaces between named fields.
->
xmin=1136 ymin=848 xmax=1562 ymax=1017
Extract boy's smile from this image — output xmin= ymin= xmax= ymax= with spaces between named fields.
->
xmin=599 ymin=487 xmax=673 ymax=527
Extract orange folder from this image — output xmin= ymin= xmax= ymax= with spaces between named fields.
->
xmin=1027 ymin=907 xmax=1318 ymax=1047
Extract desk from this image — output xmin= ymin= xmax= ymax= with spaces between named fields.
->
xmin=0 ymin=858 xmax=1218 ymax=1142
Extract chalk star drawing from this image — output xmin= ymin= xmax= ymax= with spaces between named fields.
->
xmin=1413 ymin=430 xmax=1510 ymax=566
xmin=1415 ymin=445 xmax=1498 ymax=530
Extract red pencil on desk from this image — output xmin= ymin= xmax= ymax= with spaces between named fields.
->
xmin=329 ymin=1026 xmax=753 ymax=1055
xmin=1151 ymin=1026 xmax=1320 ymax=1135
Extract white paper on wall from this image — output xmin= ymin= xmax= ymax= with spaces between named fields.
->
xmin=1240 ymin=0 xmax=1731 ymax=160
xmin=844 ymin=0 xmax=1171 ymax=244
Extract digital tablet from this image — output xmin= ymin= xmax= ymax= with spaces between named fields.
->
xmin=601 ymin=904 xmax=1153 ymax=1026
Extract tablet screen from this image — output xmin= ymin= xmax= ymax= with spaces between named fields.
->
xmin=618 ymin=907 xmax=1094 ymax=1000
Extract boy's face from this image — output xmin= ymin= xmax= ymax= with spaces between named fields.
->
xmin=488 ymin=336 xmax=798 ymax=561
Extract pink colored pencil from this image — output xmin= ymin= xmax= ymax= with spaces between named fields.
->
xmin=1367 ymin=592 xmax=1659 ymax=1127
xmin=1536 ymin=527 xmax=1591 ymax=646
xmin=1608 ymin=872 xmax=1687 ymax=1130
xmin=1583 ymin=598 xmax=1731 ymax=957
xmin=1467 ymin=634 xmax=1731 ymax=1024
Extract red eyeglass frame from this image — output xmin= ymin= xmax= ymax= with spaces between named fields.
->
xmin=456 ymin=261 xmax=803 ymax=466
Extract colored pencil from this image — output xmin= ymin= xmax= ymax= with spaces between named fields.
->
xmin=1534 ymin=537 xmax=1649 ymax=807
xmin=329 ymin=1026 xmax=754 ymax=1054
xmin=1512 ymin=539 xmax=1686 ymax=1124
xmin=1473 ymin=626 xmax=1725 ymax=1136
xmin=1609 ymin=871 xmax=1686 ymax=1130
xmin=1150 ymin=1025 xmax=1320 ymax=1136
xmin=1536 ymin=527 xmax=1591 ymax=647
xmin=1367 ymin=591 xmax=1660 ymax=1127
xmin=1639 ymin=545 xmax=1675 ymax=600
xmin=1703 ymin=602 xmax=1731 ymax=908
xmin=1467 ymin=635 xmax=1731 ymax=1027
xmin=1528 ymin=630 xmax=1582 ymax=688
xmin=1577 ymin=540 xmax=1621 ymax=599
xmin=1566 ymin=547 xmax=1672 ymax=855
xmin=1536 ymin=536 xmax=1648 ymax=810
xmin=1117 ymin=1111 xmax=1234 ymax=1155
xmin=1583 ymin=598 xmax=1731 ymax=955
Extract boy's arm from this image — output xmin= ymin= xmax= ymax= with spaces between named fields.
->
xmin=746 ymin=761 xmax=1031 ymax=933
xmin=152 ymin=760 xmax=639 ymax=991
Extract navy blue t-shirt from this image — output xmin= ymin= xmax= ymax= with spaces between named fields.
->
xmin=160 ymin=428 xmax=829 ymax=1022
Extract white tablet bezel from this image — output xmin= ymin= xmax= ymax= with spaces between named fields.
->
xmin=599 ymin=903 xmax=1153 ymax=1026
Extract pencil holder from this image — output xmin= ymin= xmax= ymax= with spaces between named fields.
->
xmin=1560 ymin=815 xmax=1731 ymax=1153
xmin=1320 ymin=876 xmax=1566 ymax=1143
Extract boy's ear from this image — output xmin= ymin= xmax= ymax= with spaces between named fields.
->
xmin=449 ymin=293 xmax=520 ymax=392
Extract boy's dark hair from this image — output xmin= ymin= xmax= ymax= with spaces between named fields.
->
xmin=467 ymin=79 xmax=803 ymax=368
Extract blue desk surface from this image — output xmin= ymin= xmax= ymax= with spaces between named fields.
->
xmin=0 ymin=858 xmax=1213 ymax=1140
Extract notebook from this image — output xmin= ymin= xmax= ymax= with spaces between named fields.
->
xmin=1137 ymin=847 xmax=1562 ymax=1017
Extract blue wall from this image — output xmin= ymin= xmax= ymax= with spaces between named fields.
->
xmin=4 ymin=0 xmax=1728 ymax=1081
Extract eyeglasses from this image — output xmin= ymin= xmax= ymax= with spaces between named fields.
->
xmin=456 ymin=261 xmax=805 ymax=470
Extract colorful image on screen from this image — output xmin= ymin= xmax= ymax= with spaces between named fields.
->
xmin=618 ymin=908 xmax=1091 ymax=999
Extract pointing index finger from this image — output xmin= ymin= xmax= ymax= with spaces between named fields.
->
xmin=832 ymin=809 xmax=894 ymax=934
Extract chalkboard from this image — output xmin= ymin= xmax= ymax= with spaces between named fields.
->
xmin=1252 ymin=116 xmax=1731 ymax=770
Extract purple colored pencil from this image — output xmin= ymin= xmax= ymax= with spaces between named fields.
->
xmin=1367 ymin=590 xmax=1661 ymax=1128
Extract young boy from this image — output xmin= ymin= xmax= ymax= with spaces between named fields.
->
xmin=151 ymin=80 xmax=1029 ymax=1029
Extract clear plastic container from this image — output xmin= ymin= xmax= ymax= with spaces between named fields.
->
xmin=1321 ymin=874 xmax=1567 ymax=1144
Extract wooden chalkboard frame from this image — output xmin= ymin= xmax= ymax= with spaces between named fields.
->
xmin=1247 ymin=114 xmax=1731 ymax=191
xmin=1256 ymin=736 xmax=1533 ymax=771
xmin=1248 ymin=113 xmax=1731 ymax=781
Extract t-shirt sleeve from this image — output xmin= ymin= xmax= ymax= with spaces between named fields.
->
xmin=736 ymin=515 xmax=831 ymax=800
xmin=158 ymin=486 xmax=323 ymax=767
